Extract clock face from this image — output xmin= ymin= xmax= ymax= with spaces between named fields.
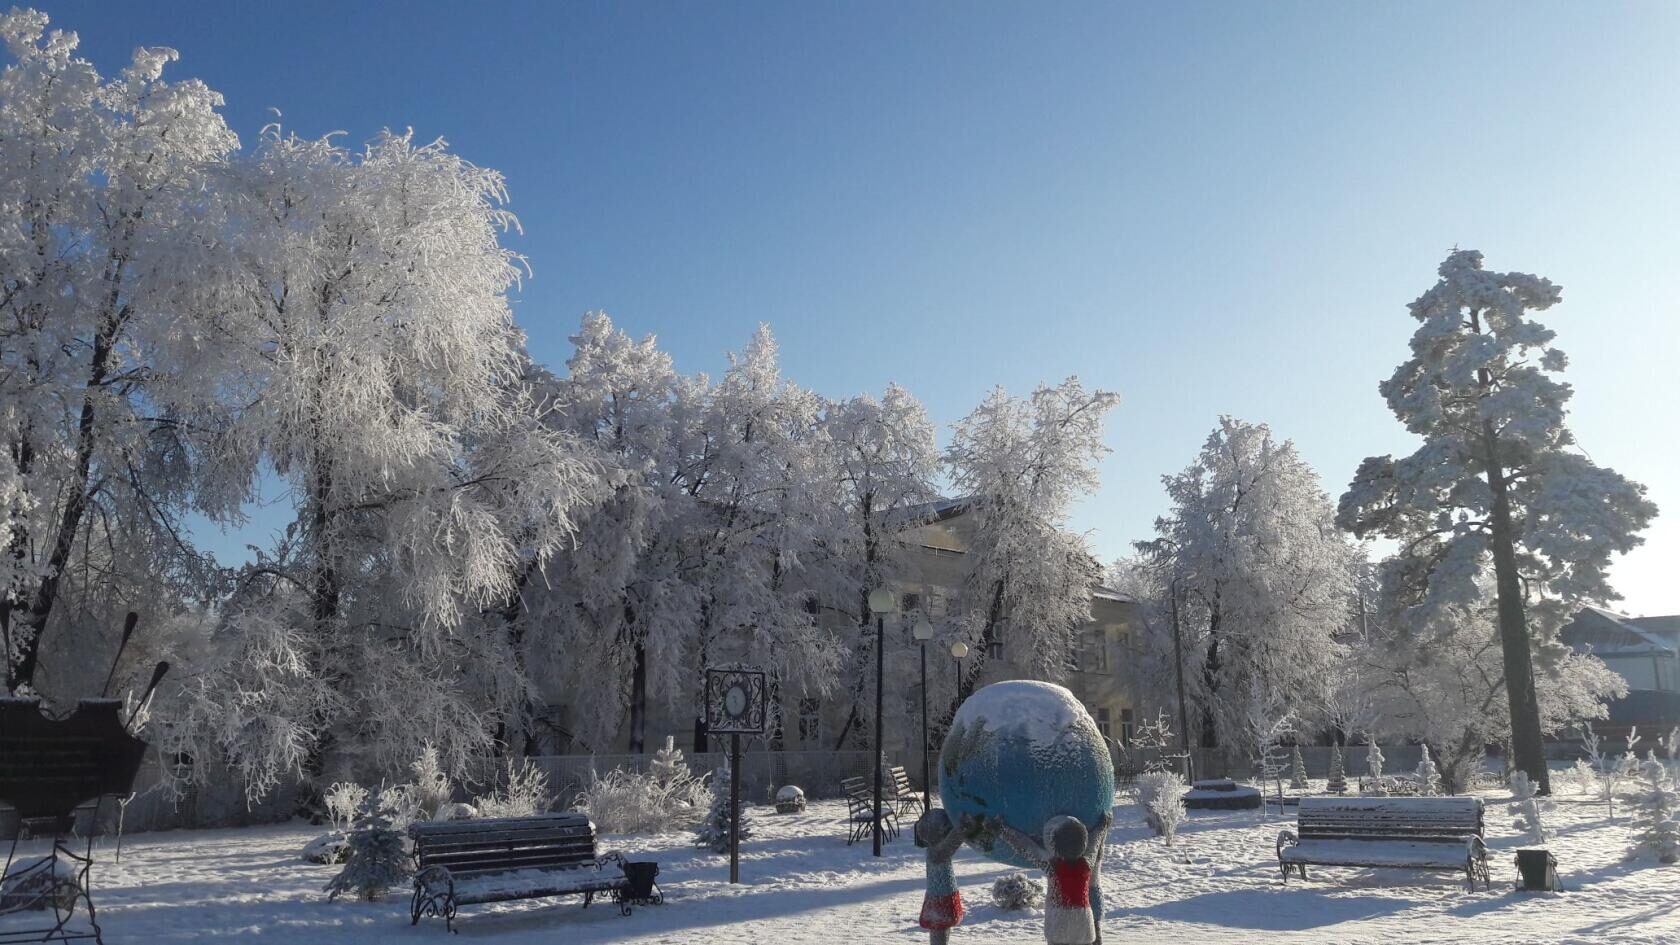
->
xmin=725 ymin=685 xmax=748 ymax=717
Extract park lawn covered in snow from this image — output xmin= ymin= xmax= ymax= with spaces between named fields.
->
xmin=4 ymin=791 xmax=1674 ymax=945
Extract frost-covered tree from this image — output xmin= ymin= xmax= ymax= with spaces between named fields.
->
xmin=819 ymin=385 xmax=940 ymax=750
xmin=1137 ymin=418 xmax=1355 ymax=750
xmin=1339 ymin=250 xmax=1658 ymax=793
xmin=1326 ymin=745 xmax=1347 ymax=794
xmin=169 ymin=126 xmax=600 ymax=797
xmin=946 ymin=379 xmax=1117 ymax=690
xmin=324 ymin=795 xmax=413 ymax=901
xmin=1357 ymin=559 xmax=1623 ymax=795
xmin=1415 ymin=745 xmax=1441 ymax=796
xmin=1628 ymin=758 xmax=1680 ymax=865
xmin=0 ymin=10 xmax=239 ymax=695
xmin=695 ymin=764 xmax=751 ymax=854
xmin=1290 ymin=744 xmax=1309 ymax=791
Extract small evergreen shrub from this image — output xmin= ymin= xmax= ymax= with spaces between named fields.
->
xmin=324 ymin=796 xmax=413 ymax=901
xmin=990 ymin=872 xmax=1044 ymax=910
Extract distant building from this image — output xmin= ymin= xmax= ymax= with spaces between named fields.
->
xmin=1560 ymin=607 xmax=1680 ymax=736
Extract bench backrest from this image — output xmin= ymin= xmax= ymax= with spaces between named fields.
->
xmin=1296 ymin=796 xmax=1484 ymax=843
xmin=409 ymin=812 xmax=600 ymax=878
xmin=840 ymin=776 xmax=871 ymax=799
xmin=889 ymin=767 xmax=915 ymax=793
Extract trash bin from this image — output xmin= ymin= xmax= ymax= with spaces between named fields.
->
xmin=622 ymin=861 xmax=662 ymax=905
xmin=1514 ymin=848 xmax=1558 ymax=891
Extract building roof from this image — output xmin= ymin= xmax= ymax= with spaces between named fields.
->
xmin=1561 ymin=606 xmax=1677 ymax=657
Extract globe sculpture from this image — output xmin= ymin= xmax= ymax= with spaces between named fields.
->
xmin=938 ymin=680 xmax=1114 ymax=868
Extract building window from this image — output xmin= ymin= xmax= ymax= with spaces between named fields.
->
xmin=1085 ymin=632 xmax=1109 ymax=673
xmin=928 ymin=588 xmax=949 ymax=618
xmin=1096 ymin=707 xmax=1112 ymax=741
xmin=1120 ymin=708 xmax=1135 ymax=746
xmin=902 ymin=592 xmax=922 ymax=613
xmin=986 ymin=626 xmax=1003 ymax=661
xmin=797 ymin=698 xmax=821 ymax=743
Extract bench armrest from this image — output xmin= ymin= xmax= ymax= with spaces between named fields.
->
xmin=595 ymin=850 xmax=627 ymax=872
xmin=1275 ymin=829 xmax=1298 ymax=860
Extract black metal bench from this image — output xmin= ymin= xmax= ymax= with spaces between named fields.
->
xmin=1276 ymin=796 xmax=1490 ymax=891
xmin=839 ymin=776 xmax=898 ymax=845
xmin=408 ymin=813 xmax=632 ymax=931
xmin=887 ymin=765 xmax=924 ymax=818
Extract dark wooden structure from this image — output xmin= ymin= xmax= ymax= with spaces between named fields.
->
xmin=1276 ymin=796 xmax=1490 ymax=891
xmin=886 ymin=766 xmax=924 ymax=819
xmin=407 ymin=813 xmax=633 ymax=932
xmin=0 ymin=698 xmax=148 ymax=944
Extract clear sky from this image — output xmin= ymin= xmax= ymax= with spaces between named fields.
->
xmin=38 ymin=1 xmax=1680 ymax=615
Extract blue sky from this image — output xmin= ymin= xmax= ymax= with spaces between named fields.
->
xmin=40 ymin=1 xmax=1680 ymax=615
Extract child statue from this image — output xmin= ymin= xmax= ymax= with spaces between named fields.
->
xmin=915 ymin=810 xmax=980 ymax=944
xmin=990 ymin=812 xmax=1112 ymax=945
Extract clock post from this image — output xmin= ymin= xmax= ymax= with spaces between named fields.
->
xmin=705 ymin=666 xmax=766 ymax=884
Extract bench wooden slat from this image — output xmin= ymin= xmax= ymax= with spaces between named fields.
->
xmin=1278 ymin=795 xmax=1488 ymax=891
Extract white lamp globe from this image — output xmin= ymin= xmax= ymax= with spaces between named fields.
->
xmin=912 ymin=617 xmax=935 ymax=641
xmin=867 ymin=588 xmax=896 ymax=614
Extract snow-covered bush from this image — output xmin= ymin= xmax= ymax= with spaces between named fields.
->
xmin=575 ymin=739 xmax=710 ymax=834
xmin=474 ymin=759 xmax=552 ymax=819
xmin=324 ymin=796 xmax=413 ymax=901
xmin=1136 ymin=771 xmax=1187 ymax=843
xmin=1149 ymin=776 xmax=1189 ymax=846
xmin=376 ymin=783 xmax=422 ymax=831
xmin=576 ymin=767 xmax=710 ymax=835
xmin=432 ymin=803 xmax=477 ymax=822
xmin=409 ymin=743 xmax=454 ymax=820
xmin=1415 ymin=746 xmax=1441 ymax=796
xmin=775 ymin=785 xmax=806 ymax=814
xmin=0 ymin=857 xmax=79 ymax=911
xmin=1570 ymin=758 xmax=1598 ymax=796
xmin=1509 ymin=770 xmax=1547 ymax=845
xmin=694 ymin=765 xmax=752 ymax=854
xmin=1627 ymin=758 xmax=1679 ymax=865
xmin=301 ymin=832 xmax=350 ymax=865
xmin=324 ymin=782 xmax=367 ymax=833
xmin=990 ymin=872 xmax=1044 ymax=910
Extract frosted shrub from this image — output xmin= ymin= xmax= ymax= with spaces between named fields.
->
xmin=1137 ymin=771 xmax=1187 ymax=843
xmin=1289 ymin=745 xmax=1308 ymax=791
xmin=1150 ymin=778 xmax=1189 ymax=846
xmin=409 ymin=743 xmax=454 ymax=820
xmin=377 ymin=783 xmax=422 ymax=831
xmin=324 ymin=782 xmax=368 ymax=833
xmin=1508 ymin=770 xmax=1546 ymax=845
xmin=324 ymin=796 xmax=413 ymax=901
xmin=1570 ymin=758 xmax=1598 ymax=796
xmin=475 ymin=759 xmax=552 ymax=819
xmin=1627 ymin=758 xmax=1680 ymax=865
xmin=576 ymin=766 xmax=711 ymax=835
xmin=990 ymin=872 xmax=1044 ymax=910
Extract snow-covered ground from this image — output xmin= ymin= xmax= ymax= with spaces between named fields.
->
xmin=3 ymin=789 xmax=1674 ymax=944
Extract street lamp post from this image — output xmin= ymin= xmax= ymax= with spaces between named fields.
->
xmin=867 ymin=588 xmax=896 ymax=857
xmin=950 ymin=640 xmax=969 ymax=715
xmin=912 ymin=617 xmax=934 ymax=811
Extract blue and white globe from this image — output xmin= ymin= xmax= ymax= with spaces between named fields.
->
xmin=938 ymin=680 xmax=1114 ymax=868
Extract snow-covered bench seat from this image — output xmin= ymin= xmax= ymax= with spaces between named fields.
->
xmin=408 ymin=813 xmax=632 ymax=931
xmin=1276 ymin=796 xmax=1490 ymax=891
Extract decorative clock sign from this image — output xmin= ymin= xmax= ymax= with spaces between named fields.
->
xmin=705 ymin=666 xmax=767 ymax=735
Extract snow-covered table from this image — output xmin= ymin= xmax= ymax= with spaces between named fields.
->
xmin=1276 ymin=796 xmax=1490 ymax=891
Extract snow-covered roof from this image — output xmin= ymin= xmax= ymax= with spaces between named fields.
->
xmin=879 ymin=496 xmax=973 ymax=528
xmin=1562 ymin=607 xmax=1677 ymax=656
